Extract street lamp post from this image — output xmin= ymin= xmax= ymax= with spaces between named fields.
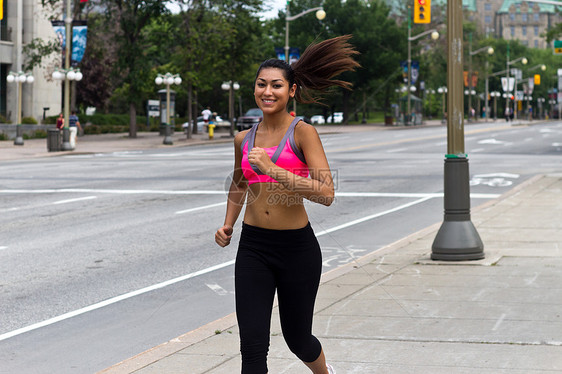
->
xmin=155 ymin=72 xmax=182 ymax=145
xmin=285 ymin=2 xmax=325 ymax=115
xmin=468 ymin=36 xmax=494 ymax=122
xmin=505 ymin=45 xmax=527 ymax=121
xmin=6 ymin=71 xmax=34 ymax=146
xmin=52 ymin=68 xmax=83 ymax=150
xmin=437 ymin=86 xmax=447 ymax=123
xmin=221 ymin=81 xmax=240 ymax=137
xmin=537 ymin=97 xmax=545 ymax=119
xmin=407 ymin=15 xmax=439 ymax=125
xmin=431 ymin=0 xmax=484 ymax=261
xmin=490 ymin=91 xmax=500 ymax=120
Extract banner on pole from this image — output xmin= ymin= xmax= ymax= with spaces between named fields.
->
xmin=51 ymin=20 xmax=88 ymax=66
xmin=501 ymin=77 xmax=515 ymax=92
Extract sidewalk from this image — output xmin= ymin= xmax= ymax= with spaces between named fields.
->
xmin=98 ymin=174 xmax=562 ymax=373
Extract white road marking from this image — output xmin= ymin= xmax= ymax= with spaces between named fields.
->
xmin=0 ymin=246 xmax=7 ymax=250
xmin=0 ymin=259 xmax=236 ymax=342
xmin=386 ymin=147 xmax=409 ymax=153
xmin=471 ymin=148 xmax=485 ymax=153
xmin=52 ymin=196 xmax=97 ymax=205
xmin=0 ymin=191 xmax=503 ymax=340
xmin=175 ymin=202 xmax=226 ymax=215
xmin=0 ymin=189 xmax=500 ymax=199
xmin=315 ymin=197 xmax=433 ymax=237
xmin=205 ymin=283 xmax=229 ymax=296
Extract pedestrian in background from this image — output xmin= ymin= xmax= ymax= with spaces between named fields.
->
xmin=68 ymin=110 xmax=82 ymax=149
xmin=215 ymin=35 xmax=359 ymax=374
xmin=56 ymin=113 xmax=64 ymax=131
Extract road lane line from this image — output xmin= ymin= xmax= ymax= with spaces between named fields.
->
xmin=0 ymin=189 xmax=500 ymax=199
xmin=0 ymin=246 xmax=7 ymax=250
xmin=52 ymin=196 xmax=98 ymax=205
xmin=0 ymin=260 xmax=236 ymax=342
xmin=0 ymin=192 xmax=497 ymax=341
xmin=315 ymin=196 xmax=434 ymax=237
xmin=175 ymin=202 xmax=226 ymax=215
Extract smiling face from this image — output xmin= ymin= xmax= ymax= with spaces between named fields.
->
xmin=254 ymin=67 xmax=296 ymax=115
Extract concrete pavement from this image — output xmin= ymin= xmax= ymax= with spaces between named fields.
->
xmin=3 ymin=120 xmax=560 ymax=373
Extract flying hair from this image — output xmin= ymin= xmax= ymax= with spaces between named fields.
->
xmin=256 ymin=35 xmax=360 ymax=105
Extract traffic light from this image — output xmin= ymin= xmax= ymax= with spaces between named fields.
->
xmin=414 ymin=0 xmax=431 ymax=24
xmin=534 ymin=74 xmax=541 ymax=85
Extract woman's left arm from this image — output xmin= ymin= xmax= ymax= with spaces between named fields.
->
xmin=249 ymin=123 xmax=334 ymax=206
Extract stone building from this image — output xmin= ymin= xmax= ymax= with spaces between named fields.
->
xmin=0 ymin=0 xmax=61 ymax=123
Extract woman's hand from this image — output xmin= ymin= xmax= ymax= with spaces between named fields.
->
xmin=215 ymin=225 xmax=233 ymax=247
xmin=248 ymin=147 xmax=274 ymax=175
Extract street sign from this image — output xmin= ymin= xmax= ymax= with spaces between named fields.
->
xmin=554 ymin=40 xmax=562 ymax=55
xmin=147 ymin=100 xmax=160 ymax=117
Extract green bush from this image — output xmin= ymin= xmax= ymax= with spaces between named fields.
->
xmin=22 ymin=116 xmax=38 ymax=124
xmin=33 ymin=130 xmax=47 ymax=138
xmin=0 ymin=133 xmax=8 ymax=141
xmin=0 ymin=114 xmax=11 ymax=124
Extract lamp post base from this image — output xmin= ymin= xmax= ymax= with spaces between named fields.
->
xmin=14 ymin=125 xmax=24 ymax=145
xmin=431 ymin=220 xmax=484 ymax=260
xmin=431 ymin=156 xmax=484 ymax=261
xmin=163 ymin=124 xmax=173 ymax=145
xmin=61 ymin=128 xmax=72 ymax=151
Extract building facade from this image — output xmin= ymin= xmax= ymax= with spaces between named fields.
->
xmin=0 ymin=0 xmax=61 ymax=123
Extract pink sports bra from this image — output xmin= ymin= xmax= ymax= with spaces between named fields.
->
xmin=241 ymin=118 xmax=309 ymax=185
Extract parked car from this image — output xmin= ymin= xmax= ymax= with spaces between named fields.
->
xmin=183 ymin=115 xmax=230 ymax=133
xmin=310 ymin=115 xmax=325 ymax=124
xmin=295 ymin=115 xmax=311 ymax=124
xmin=237 ymin=108 xmax=263 ymax=131
xmin=327 ymin=112 xmax=344 ymax=124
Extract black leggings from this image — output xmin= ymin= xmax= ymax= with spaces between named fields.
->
xmin=235 ymin=222 xmax=323 ymax=374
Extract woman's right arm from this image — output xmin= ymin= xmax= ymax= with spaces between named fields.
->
xmin=215 ymin=131 xmax=248 ymax=247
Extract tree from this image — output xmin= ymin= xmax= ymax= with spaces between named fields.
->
xmin=101 ymin=0 xmax=168 ymax=138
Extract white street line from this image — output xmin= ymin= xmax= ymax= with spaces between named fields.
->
xmin=205 ymin=283 xmax=229 ymax=296
xmin=175 ymin=202 xmax=226 ymax=215
xmin=0 ymin=246 xmax=7 ymax=250
xmin=0 ymin=189 xmax=500 ymax=199
xmin=471 ymin=148 xmax=485 ymax=153
xmin=492 ymin=313 xmax=507 ymax=331
xmin=52 ymin=196 xmax=98 ymax=205
xmin=315 ymin=196 xmax=433 ymax=237
xmin=0 ymin=260 xmax=236 ymax=342
xmin=0 ymin=191 xmax=500 ymax=341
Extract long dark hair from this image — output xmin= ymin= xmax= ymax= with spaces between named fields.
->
xmin=256 ymin=35 xmax=360 ymax=104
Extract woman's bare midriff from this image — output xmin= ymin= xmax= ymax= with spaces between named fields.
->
xmin=243 ymin=182 xmax=309 ymax=230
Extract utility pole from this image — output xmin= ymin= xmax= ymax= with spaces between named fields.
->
xmin=431 ymin=0 xmax=484 ymax=261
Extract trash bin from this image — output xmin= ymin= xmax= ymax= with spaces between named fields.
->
xmin=47 ymin=129 xmax=61 ymax=152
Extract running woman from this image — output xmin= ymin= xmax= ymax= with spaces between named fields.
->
xmin=215 ymin=35 xmax=359 ymax=374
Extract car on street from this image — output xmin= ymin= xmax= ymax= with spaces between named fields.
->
xmin=310 ymin=115 xmax=325 ymax=124
xmin=236 ymin=108 xmax=263 ymax=131
xmin=183 ymin=116 xmax=230 ymax=132
xmin=327 ymin=112 xmax=344 ymax=123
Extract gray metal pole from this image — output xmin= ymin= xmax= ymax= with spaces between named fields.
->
xmin=61 ymin=0 xmax=72 ymax=151
xmin=407 ymin=7 xmax=412 ymax=126
xmin=431 ymin=0 xmax=484 ymax=261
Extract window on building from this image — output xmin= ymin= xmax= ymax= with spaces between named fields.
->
xmin=535 ymin=26 xmax=539 ymax=36
xmin=535 ymin=40 xmax=539 ymax=48
xmin=511 ymin=26 xmax=515 ymax=37
xmin=485 ymin=3 xmax=492 ymax=11
xmin=523 ymin=40 xmax=528 ymax=46
xmin=522 ymin=13 xmax=528 ymax=22
xmin=522 ymin=26 xmax=527 ymax=36
xmin=485 ymin=15 xmax=492 ymax=24
xmin=510 ymin=13 xmax=515 ymax=21
xmin=534 ymin=13 xmax=539 ymax=21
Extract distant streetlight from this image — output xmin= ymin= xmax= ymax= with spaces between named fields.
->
xmin=467 ymin=35 xmax=494 ymax=122
xmin=285 ymin=4 xmax=325 ymax=114
xmin=407 ymin=13 xmax=439 ymax=125
xmin=6 ymin=71 xmax=34 ymax=146
xmin=221 ymin=81 xmax=240 ymax=137
xmin=505 ymin=44 xmax=527 ymax=121
xmin=155 ymin=72 xmax=182 ymax=145
xmin=437 ymin=86 xmax=448 ymax=123
xmin=490 ymin=91 xmax=501 ymax=120
xmin=52 ymin=68 xmax=83 ymax=150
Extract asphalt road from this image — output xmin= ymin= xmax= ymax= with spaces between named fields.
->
xmin=0 ymin=120 xmax=560 ymax=373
